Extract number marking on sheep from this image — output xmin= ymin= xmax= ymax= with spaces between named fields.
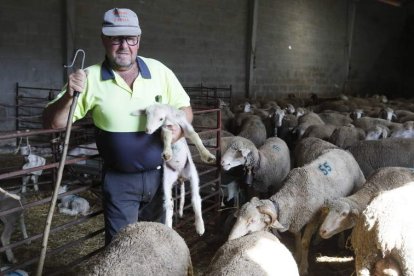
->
xmin=318 ymin=161 xmax=332 ymax=175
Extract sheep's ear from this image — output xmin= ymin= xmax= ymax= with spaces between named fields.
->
xmin=240 ymin=148 xmax=251 ymax=158
xmin=130 ymin=109 xmax=146 ymax=116
xmin=350 ymin=207 xmax=359 ymax=217
xmin=271 ymin=219 xmax=287 ymax=231
xmin=233 ymin=209 xmax=239 ymax=218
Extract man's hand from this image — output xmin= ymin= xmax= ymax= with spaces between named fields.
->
xmin=67 ymin=69 xmax=86 ymax=97
xmin=167 ymin=124 xmax=184 ymax=143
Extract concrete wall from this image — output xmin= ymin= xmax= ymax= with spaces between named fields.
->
xmin=0 ymin=0 xmax=412 ymax=132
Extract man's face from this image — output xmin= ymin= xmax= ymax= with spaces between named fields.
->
xmin=101 ymin=35 xmax=140 ymax=70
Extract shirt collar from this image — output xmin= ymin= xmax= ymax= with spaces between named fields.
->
xmin=101 ymin=56 xmax=152 ymax=80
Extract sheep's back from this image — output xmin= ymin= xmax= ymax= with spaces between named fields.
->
xmin=204 ymin=231 xmax=299 ymax=276
xmin=348 ymin=138 xmax=414 ymax=178
xmin=78 ymin=222 xmax=192 ymax=276
xmin=274 ymin=148 xmax=365 ymax=232
xmin=352 ymin=182 xmax=414 ymax=275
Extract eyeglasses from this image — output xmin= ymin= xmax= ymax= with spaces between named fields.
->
xmin=106 ymin=36 xmax=139 ymax=46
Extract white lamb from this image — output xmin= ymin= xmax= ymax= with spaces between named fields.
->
xmin=57 ymin=185 xmax=90 ymax=216
xmin=21 ymin=154 xmax=46 ymax=193
xmin=133 ymin=103 xmax=216 ymax=235
xmin=228 ymin=148 xmax=366 ymax=274
xmin=351 ymin=182 xmax=414 ymax=275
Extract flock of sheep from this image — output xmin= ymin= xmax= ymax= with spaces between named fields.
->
xmin=73 ymin=94 xmax=414 ymax=275
xmin=2 ymin=93 xmax=414 ymax=275
xmin=207 ymin=93 xmax=414 ymax=275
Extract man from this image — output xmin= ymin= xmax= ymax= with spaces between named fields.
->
xmin=43 ymin=8 xmax=193 ymax=244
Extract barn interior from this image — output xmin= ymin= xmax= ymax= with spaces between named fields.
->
xmin=1 ymin=0 xmax=414 ymax=275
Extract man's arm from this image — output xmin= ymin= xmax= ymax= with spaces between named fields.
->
xmin=43 ymin=69 xmax=86 ymax=129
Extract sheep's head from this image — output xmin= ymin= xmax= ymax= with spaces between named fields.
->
xmin=365 ymin=125 xmax=389 ymax=140
xmin=273 ymin=107 xmax=286 ymax=128
xmin=221 ymin=139 xmax=254 ymax=171
xmin=319 ymin=198 xmax=359 ymax=239
xmin=228 ymin=197 xmax=283 ymax=240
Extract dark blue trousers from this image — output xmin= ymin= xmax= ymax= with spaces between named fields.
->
xmin=101 ymin=168 xmax=165 ymax=245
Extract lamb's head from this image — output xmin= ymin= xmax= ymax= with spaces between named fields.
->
xmin=131 ymin=104 xmax=169 ymax=134
xmin=228 ymin=197 xmax=285 ymax=240
xmin=319 ymin=198 xmax=359 ymax=239
xmin=58 ymin=185 xmax=68 ymax=195
xmin=220 ymin=138 xmax=255 ymax=171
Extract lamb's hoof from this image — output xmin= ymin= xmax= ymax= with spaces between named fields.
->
xmin=195 ymin=222 xmax=205 ymax=236
xmin=162 ymin=152 xmax=172 ymax=161
xmin=202 ymin=154 xmax=216 ymax=164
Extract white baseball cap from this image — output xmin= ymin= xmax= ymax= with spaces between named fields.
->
xmin=102 ymin=8 xmax=142 ymax=36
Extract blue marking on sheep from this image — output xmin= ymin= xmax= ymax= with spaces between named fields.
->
xmin=272 ymin=145 xmax=281 ymax=151
xmin=318 ymin=161 xmax=332 ymax=175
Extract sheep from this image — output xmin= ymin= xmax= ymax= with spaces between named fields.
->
xmin=21 ymin=153 xmax=46 ymax=193
xmin=234 ymin=114 xmax=267 ymax=147
xmin=135 ymin=103 xmax=214 ymax=235
xmin=0 ymin=192 xmax=28 ymax=264
xmin=365 ymin=125 xmax=390 ymax=140
xmin=319 ymin=167 xmax=414 ymax=240
xmin=389 ymin=121 xmax=414 ymax=138
xmin=347 ymin=138 xmax=414 ymax=178
xmin=294 ymin=112 xmax=325 ymax=139
xmin=318 ymin=111 xmax=353 ymax=126
xmin=204 ymin=231 xmax=299 ymax=276
xmin=220 ymin=136 xmax=291 ymax=194
xmin=328 ymin=125 xmax=366 ymax=149
xmin=301 ymin=123 xmax=338 ymax=141
xmin=77 ymin=221 xmax=193 ymax=276
xmin=351 ymin=182 xmax=414 ymax=275
xmin=57 ymin=185 xmax=91 ymax=216
xmin=228 ymin=148 xmax=366 ymax=274
xmin=293 ymin=137 xmax=338 ymax=167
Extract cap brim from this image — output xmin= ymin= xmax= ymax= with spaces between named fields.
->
xmin=102 ymin=26 xmax=142 ymax=36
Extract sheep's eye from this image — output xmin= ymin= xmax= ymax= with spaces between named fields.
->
xmin=159 ymin=118 xmax=163 ymax=121
xmin=340 ymin=211 xmax=348 ymax=217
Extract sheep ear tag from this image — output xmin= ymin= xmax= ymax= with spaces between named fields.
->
xmin=244 ymin=167 xmax=253 ymax=185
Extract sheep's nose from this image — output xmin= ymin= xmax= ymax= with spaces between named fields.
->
xmin=320 ymin=229 xmax=326 ymax=236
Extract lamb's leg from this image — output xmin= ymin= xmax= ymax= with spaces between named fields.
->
xmin=21 ymin=175 xmax=29 ymax=193
xmin=187 ymin=162 xmax=205 ymax=235
xmin=1 ymin=218 xmax=17 ymax=263
xmin=299 ymin=217 xmax=320 ymax=275
xmin=19 ymin=213 xmax=29 ymax=245
xmin=179 ymin=179 xmax=185 ymax=217
xmin=180 ymin=122 xmax=216 ymax=164
xmin=163 ymin=166 xmax=178 ymax=228
xmin=31 ymin=175 xmax=39 ymax=192
xmin=161 ymin=127 xmax=173 ymax=161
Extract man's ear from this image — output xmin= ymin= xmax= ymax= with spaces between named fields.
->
xmin=130 ymin=110 xmax=146 ymax=116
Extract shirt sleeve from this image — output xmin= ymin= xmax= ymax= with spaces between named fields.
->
xmin=163 ymin=68 xmax=190 ymax=109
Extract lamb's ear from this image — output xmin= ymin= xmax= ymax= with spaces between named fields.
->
xmin=130 ymin=109 xmax=146 ymax=116
xmin=250 ymin=197 xmax=261 ymax=205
